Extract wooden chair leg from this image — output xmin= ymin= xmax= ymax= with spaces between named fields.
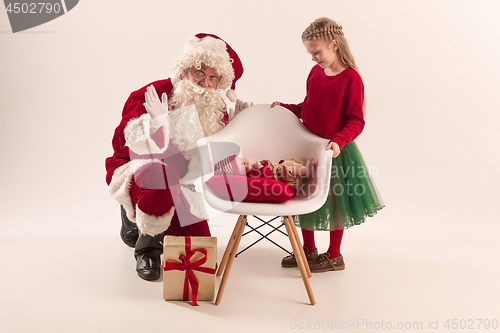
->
xmin=215 ymin=215 xmax=247 ymax=305
xmin=217 ymin=215 xmax=244 ymax=277
xmin=283 ymin=216 xmax=316 ymax=305
xmin=288 ymin=215 xmax=312 ymax=278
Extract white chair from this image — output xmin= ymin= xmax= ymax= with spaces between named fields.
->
xmin=197 ymin=104 xmax=333 ymax=305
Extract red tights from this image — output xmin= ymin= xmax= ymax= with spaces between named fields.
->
xmin=301 ymin=228 xmax=344 ymax=258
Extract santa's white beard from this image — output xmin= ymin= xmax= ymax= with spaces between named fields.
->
xmin=168 ymin=79 xmax=226 ymax=221
xmin=168 ymin=79 xmax=226 ymax=160
xmin=171 ymin=79 xmax=225 ymax=134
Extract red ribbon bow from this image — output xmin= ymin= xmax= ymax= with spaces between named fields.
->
xmin=163 ymin=237 xmax=216 ymax=306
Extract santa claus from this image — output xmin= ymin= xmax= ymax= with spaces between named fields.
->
xmin=105 ymin=33 xmax=244 ymax=281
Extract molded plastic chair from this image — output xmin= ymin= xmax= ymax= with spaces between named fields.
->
xmin=197 ymin=104 xmax=333 ymax=305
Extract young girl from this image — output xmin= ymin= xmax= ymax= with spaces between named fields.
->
xmin=272 ymin=17 xmax=384 ymax=273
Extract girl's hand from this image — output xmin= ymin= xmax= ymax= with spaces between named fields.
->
xmin=326 ymin=141 xmax=341 ymax=158
xmin=271 ymin=101 xmax=281 ymax=108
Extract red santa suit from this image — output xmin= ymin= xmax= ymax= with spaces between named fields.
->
xmin=105 ymin=78 xmax=227 ymax=237
xmin=105 ymin=34 xmax=243 ymax=238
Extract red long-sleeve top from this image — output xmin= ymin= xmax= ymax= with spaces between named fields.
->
xmin=281 ymin=66 xmax=365 ymax=150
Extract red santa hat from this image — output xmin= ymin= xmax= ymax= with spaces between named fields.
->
xmin=171 ymin=33 xmax=243 ymax=102
xmin=214 ymin=154 xmax=242 ymax=176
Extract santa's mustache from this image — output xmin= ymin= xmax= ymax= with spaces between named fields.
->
xmin=169 ymin=78 xmax=226 ymax=156
xmin=171 ymin=78 xmax=221 ymax=106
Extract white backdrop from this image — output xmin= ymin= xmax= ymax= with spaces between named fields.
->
xmin=2 ymin=0 xmax=499 ymax=226
xmin=1 ymin=0 xmax=499 ymax=330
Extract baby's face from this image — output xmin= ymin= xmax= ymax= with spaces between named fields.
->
xmin=280 ymin=164 xmax=295 ymax=181
xmin=235 ymin=156 xmax=252 ymax=174
xmin=242 ymin=157 xmax=252 ymax=173
xmin=279 ymin=163 xmax=304 ymax=189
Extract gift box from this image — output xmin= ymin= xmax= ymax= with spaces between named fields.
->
xmin=163 ymin=236 xmax=217 ymax=305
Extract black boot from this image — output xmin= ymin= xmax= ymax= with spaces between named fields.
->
xmin=120 ymin=205 xmax=138 ymax=247
xmin=135 ymin=232 xmax=164 ymax=281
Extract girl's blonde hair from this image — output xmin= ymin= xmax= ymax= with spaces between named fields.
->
xmin=302 ymin=17 xmax=359 ymax=73
xmin=302 ymin=17 xmax=365 ymax=113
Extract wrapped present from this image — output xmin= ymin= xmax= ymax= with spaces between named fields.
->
xmin=163 ymin=236 xmax=217 ymax=305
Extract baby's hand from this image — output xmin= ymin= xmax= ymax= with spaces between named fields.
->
xmin=306 ymin=158 xmax=316 ymax=178
xmin=252 ymin=160 xmax=263 ymax=169
xmin=271 ymin=101 xmax=281 ymax=108
xmin=300 ymin=158 xmax=316 ymax=178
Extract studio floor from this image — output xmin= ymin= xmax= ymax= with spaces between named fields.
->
xmin=1 ymin=199 xmax=499 ymax=333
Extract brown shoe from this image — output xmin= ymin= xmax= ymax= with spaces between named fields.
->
xmin=308 ymin=253 xmax=345 ymax=273
xmin=281 ymin=247 xmax=319 ymax=268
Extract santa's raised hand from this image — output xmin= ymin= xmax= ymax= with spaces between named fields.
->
xmin=144 ymin=85 xmax=169 ymax=129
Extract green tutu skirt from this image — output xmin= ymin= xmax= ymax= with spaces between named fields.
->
xmin=293 ymin=141 xmax=384 ymax=231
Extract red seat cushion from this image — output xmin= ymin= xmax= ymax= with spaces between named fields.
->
xmin=205 ymin=175 xmax=296 ymax=203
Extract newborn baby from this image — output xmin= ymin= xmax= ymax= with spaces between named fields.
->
xmin=214 ymin=155 xmax=316 ymax=190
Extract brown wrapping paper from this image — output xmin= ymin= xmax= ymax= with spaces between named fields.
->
xmin=163 ymin=236 xmax=217 ymax=302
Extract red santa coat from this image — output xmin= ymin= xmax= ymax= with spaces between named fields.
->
xmin=105 ymin=78 xmax=224 ymax=237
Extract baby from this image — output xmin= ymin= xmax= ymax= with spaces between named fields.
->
xmin=214 ymin=155 xmax=316 ymax=190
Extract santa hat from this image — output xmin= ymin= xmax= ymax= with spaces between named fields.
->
xmin=171 ymin=33 xmax=243 ymax=102
xmin=214 ymin=154 xmax=242 ymax=176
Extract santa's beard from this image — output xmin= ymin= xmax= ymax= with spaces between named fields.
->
xmin=171 ymin=79 xmax=225 ymax=136
xmin=169 ymin=78 xmax=226 ymax=159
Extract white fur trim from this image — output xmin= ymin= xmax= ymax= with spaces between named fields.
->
xmin=226 ymin=89 xmax=237 ymax=103
xmin=136 ymin=206 xmax=175 ymax=236
xmin=108 ymin=156 xmax=207 ymax=230
xmin=108 ymin=159 xmax=166 ymax=222
xmin=179 ymin=155 xmax=209 ymax=219
xmin=180 ymin=187 xmax=209 ymax=220
xmin=124 ymin=113 xmax=171 ymax=155
xmin=179 ymin=153 xmax=202 ymax=184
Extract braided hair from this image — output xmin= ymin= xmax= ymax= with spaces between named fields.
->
xmin=302 ymin=17 xmax=359 ymax=76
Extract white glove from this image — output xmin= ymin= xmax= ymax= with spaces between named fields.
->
xmin=143 ymin=85 xmax=168 ymax=119
xmin=230 ymin=99 xmax=254 ymax=119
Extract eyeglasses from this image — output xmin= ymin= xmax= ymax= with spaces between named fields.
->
xmin=190 ymin=68 xmax=220 ymax=87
